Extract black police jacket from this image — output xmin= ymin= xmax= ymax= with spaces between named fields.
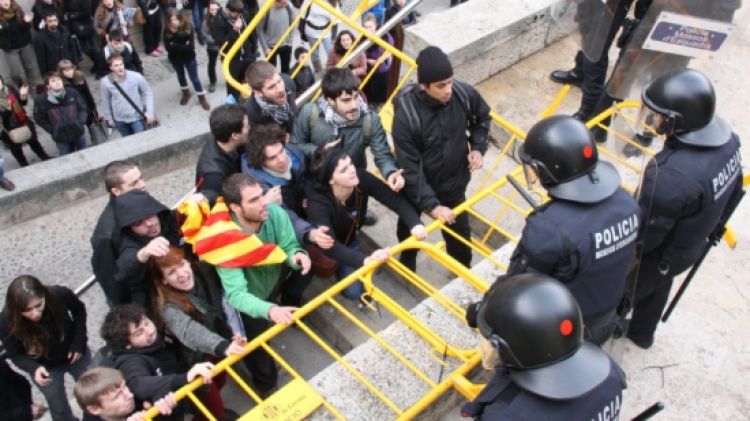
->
xmin=507 ymin=188 xmax=641 ymax=322
xmin=393 ymin=81 xmax=491 ymax=212
xmin=462 ymin=358 xmax=626 ymax=420
xmin=639 ymin=134 xmax=742 ymax=275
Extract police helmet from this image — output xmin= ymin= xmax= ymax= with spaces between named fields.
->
xmin=520 ymin=115 xmax=620 ymax=203
xmin=641 ymin=68 xmax=731 ymax=147
xmin=476 ymin=273 xmax=611 ymax=400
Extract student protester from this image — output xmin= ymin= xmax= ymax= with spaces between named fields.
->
xmin=291 ymin=46 xmax=315 ymax=96
xmin=150 ymin=246 xmax=247 ymax=421
xmin=91 ymin=160 xmax=147 ymax=306
xmin=196 ymin=104 xmax=247 ymax=204
xmin=244 ymin=60 xmax=297 ymax=133
xmin=0 ymin=359 xmax=47 ymax=419
xmin=58 ymin=60 xmax=103 ymax=144
xmin=75 ymin=367 xmax=177 ymax=421
xmin=307 ymin=144 xmax=426 ymax=300
xmin=103 ymin=30 xmax=143 ymax=74
xmin=258 ymin=0 xmax=294 ymax=74
xmin=0 ymin=0 xmax=41 ymax=85
xmin=292 ymin=67 xmax=405 ymax=225
xmin=112 ymin=189 xmax=182 ymax=312
xmin=33 ymin=71 xmax=89 ymax=155
xmin=164 ymin=9 xmax=210 ymax=110
xmin=31 ymin=0 xmax=62 ymax=31
xmin=33 ymin=11 xmax=80 ymax=76
xmin=101 ymin=304 xmax=217 ymax=421
xmin=63 ymin=0 xmax=108 ymax=78
xmin=201 ymin=0 xmax=222 ymax=93
xmin=300 ymin=0 xmax=338 ymax=74
xmin=100 ymin=54 xmax=155 ymax=137
xmin=326 ymin=30 xmax=367 ymax=79
xmin=0 ymin=76 xmax=51 ymax=166
xmin=0 ymin=275 xmax=90 ymax=421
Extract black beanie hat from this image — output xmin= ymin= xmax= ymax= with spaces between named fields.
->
xmin=416 ymin=46 xmax=453 ymax=84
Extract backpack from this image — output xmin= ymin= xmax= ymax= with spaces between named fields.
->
xmin=309 ymin=101 xmax=373 ymax=145
xmin=395 ymin=81 xmax=475 ymax=149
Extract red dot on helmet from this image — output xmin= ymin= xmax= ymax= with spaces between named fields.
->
xmin=560 ymin=319 xmax=573 ymax=336
xmin=583 ymin=146 xmax=593 ymax=159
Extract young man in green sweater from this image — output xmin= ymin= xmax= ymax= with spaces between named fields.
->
xmin=217 ymin=173 xmax=311 ymax=394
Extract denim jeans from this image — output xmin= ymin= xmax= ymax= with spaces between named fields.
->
xmin=0 ymin=149 xmax=5 ymax=180
xmin=56 ymin=135 xmax=87 ymax=156
xmin=336 ymin=238 xmax=365 ymax=300
xmin=114 ymin=119 xmax=147 ymax=137
xmin=36 ymin=347 xmax=92 ymax=421
xmin=172 ymin=58 xmax=204 ymax=93
xmin=207 ymin=49 xmax=219 ymax=84
xmin=191 ymin=1 xmax=205 ymax=36
xmin=309 ymin=36 xmax=333 ymax=62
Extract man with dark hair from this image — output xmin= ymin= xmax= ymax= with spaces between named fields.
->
xmin=291 ymin=47 xmax=315 ymax=96
xmin=34 ymin=71 xmax=88 ymax=155
xmin=217 ymin=172 xmax=311 ymax=394
xmin=100 ymin=304 xmax=214 ymax=421
xmin=103 ymin=30 xmax=144 ymax=75
xmin=196 ymin=104 xmax=248 ymax=204
xmin=91 ymin=160 xmax=146 ymax=306
xmin=75 ymin=367 xmax=177 ymax=421
xmin=34 ymin=11 xmax=80 ymax=75
xmin=243 ymin=61 xmax=298 ymax=133
xmin=100 ymin=54 xmax=154 ymax=137
xmin=393 ymin=45 xmax=491 ymax=271
xmin=213 ymin=0 xmax=259 ymax=98
xmin=292 ymin=67 xmax=405 ymax=225
xmin=241 ymin=123 xmax=334 ymax=250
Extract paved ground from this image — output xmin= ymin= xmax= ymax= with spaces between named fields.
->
xmin=1 ymin=1 xmax=749 ymax=420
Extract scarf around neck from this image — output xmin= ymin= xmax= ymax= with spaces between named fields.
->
xmin=316 ymin=94 xmax=369 ymax=135
xmin=255 ymin=93 xmax=291 ymax=124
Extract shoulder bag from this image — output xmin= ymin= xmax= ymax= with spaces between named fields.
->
xmin=109 ymin=76 xmax=160 ymax=128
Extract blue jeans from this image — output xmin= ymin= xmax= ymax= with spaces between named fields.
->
xmin=337 ymin=239 xmax=365 ymax=300
xmin=172 ymin=58 xmax=204 ymax=93
xmin=309 ymin=36 xmax=333 ymax=62
xmin=56 ymin=135 xmax=87 ymax=155
xmin=36 ymin=347 xmax=92 ymax=421
xmin=0 ymin=149 xmax=5 ymax=179
xmin=114 ymin=119 xmax=147 ymax=137
xmin=191 ymin=1 xmax=205 ymax=37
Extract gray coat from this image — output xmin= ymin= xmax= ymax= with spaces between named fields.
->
xmin=291 ymin=101 xmax=398 ymax=178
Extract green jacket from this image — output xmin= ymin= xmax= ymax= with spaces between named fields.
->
xmin=217 ymin=204 xmax=304 ymax=319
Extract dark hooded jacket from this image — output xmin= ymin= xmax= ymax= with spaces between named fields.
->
xmin=33 ymin=25 xmax=80 ymax=75
xmin=113 ymin=190 xmax=181 ymax=311
xmin=195 ymin=139 xmax=241 ymax=204
xmin=111 ymin=335 xmax=188 ymax=420
xmin=0 ymin=359 xmax=34 ymax=420
xmin=90 ymin=196 xmax=130 ymax=305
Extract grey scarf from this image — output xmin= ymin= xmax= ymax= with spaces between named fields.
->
xmin=255 ymin=93 xmax=291 ymax=124
xmin=316 ymin=95 xmax=369 ymax=135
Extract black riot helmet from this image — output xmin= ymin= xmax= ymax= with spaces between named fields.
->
xmin=641 ymin=68 xmax=731 ymax=147
xmin=476 ymin=273 xmax=611 ymax=400
xmin=520 ymin=115 xmax=620 ymax=203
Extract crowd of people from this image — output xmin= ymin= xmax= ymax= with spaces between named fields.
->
xmin=1 ymin=1 xmax=741 ymax=420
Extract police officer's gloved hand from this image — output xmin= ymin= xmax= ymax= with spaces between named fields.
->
xmin=465 ymin=301 xmax=481 ymax=328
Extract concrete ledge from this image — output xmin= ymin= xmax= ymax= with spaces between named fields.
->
xmin=403 ymin=0 xmax=568 ymax=85
xmin=0 ymin=128 xmax=209 ymax=228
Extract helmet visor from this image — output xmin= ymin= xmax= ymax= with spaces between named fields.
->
xmin=636 ymin=104 xmax=665 ymax=137
xmin=521 ymin=162 xmax=547 ymax=204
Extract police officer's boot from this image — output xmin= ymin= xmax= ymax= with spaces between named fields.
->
xmin=550 ymin=68 xmax=583 ymax=87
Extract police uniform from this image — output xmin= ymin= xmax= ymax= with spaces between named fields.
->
xmin=461 ymin=359 xmax=626 ymax=420
xmin=508 ymin=188 xmax=641 ymax=343
xmin=628 ymin=134 xmax=742 ymax=343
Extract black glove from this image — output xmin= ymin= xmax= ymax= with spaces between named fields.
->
xmin=465 ymin=301 xmax=481 ymax=328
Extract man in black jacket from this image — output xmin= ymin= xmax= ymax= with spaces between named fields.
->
xmin=244 ymin=61 xmax=298 ymax=133
xmin=112 ymin=190 xmax=182 ymax=312
xmin=34 ymin=11 xmax=80 ymax=76
xmin=0 ymin=359 xmax=47 ymax=420
xmin=100 ymin=304 xmax=214 ymax=420
xmin=393 ymin=46 xmax=491 ymax=271
xmin=63 ymin=0 xmax=107 ymax=77
xmin=196 ymin=104 xmax=248 ymax=204
xmin=33 ymin=71 xmax=88 ymax=155
xmin=212 ymin=0 xmax=258 ymax=98
xmin=91 ymin=160 xmax=146 ymax=307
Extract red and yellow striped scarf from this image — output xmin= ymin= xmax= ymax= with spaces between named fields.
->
xmin=179 ymin=197 xmax=286 ymax=268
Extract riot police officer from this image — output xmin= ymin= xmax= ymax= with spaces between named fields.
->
xmin=463 ymin=273 xmax=626 ymax=419
xmin=626 ymin=69 xmax=743 ymax=349
xmin=506 ymin=115 xmax=641 ymax=344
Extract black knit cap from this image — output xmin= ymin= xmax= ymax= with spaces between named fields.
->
xmin=416 ymin=46 xmax=453 ymax=84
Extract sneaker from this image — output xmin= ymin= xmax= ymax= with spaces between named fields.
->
xmin=156 ymin=46 xmax=165 ymax=54
xmin=0 ymin=177 xmax=16 ymax=191
xmin=208 ymin=82 xmax=216 ymax=93
xmin=148 ymin=50 xmax=162 ymax=57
